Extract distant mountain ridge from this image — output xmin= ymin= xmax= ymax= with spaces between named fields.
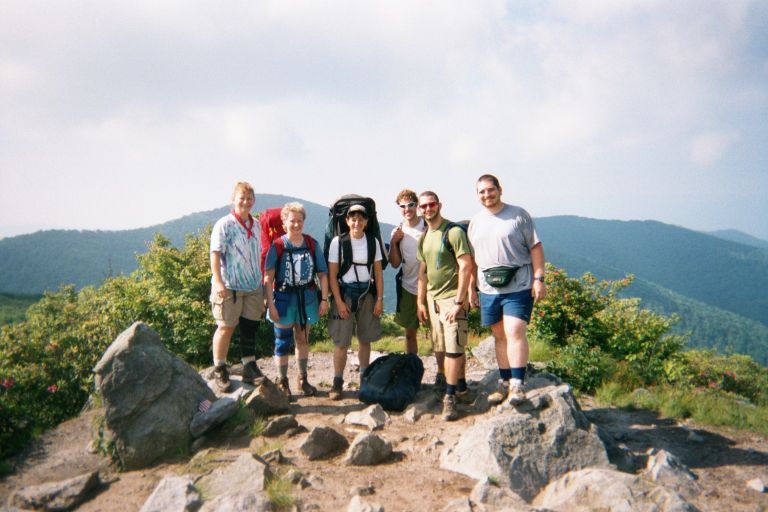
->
xmin=707 ymin=229 xmax=768 ymax=250
xmin=1 ymin=199 xmax=767 ymax=364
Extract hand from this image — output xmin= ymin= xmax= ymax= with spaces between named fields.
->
xmin=268 ymin=303 xmax=280 ymax=322
xmin=391 ymin=227 xmax=404 ymax=245
xmin=532 ymin=280 xmax=547 ymax=302
xmin=213 ymin=281 xmax=227 ymax=300
xmin=373 ymin=299 xmax=383 ymax=317
xmin=319 ymin=300 xmax=329 ymax=317
xmin=469 ymin=288 xmax=480 ymax=309
xmin=417 ymin=304 xmax=428 ymax=325
xmin=336 ymin=301 xmax=350 ymax=320
xmin=444 ymin=304 xmax=463 ymax=323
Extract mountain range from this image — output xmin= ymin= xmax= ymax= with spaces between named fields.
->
xmin=1 ymin=194 xmax=767 ymax=364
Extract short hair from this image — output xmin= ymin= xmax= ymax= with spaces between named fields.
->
xmin=419 ymin=190 xmax=440 ymax=203
xmin=281 ymin=202 xmax=306 ymax=222
xmin=231 ymin=181 xmax=255 ymax=201
xmin=395 ymin=188 xmax=418 ymax=204
xmin=477 ymin=174 xmax=501 ymax=190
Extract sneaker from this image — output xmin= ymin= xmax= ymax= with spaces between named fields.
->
xmin=442 ymin=394 xmax=458 ymax=421
xmin=488 ymin=380 xmax=509 ymax=405
xmin=277 ymin=377 xmax=294 ymax=402
xmin=213 ymin=365 xmax=232 ymax=393
xmin=296 ymin=374 xmax=317 ymax=397
xmin=433 ymin=372 xmax=447 ymax=393
xmin=456 ymin=387 xmax=474 ymax=404
xmin=241 ymin=361 xmax=263 ymax=384
xmin=505 ymin=381 xmax=526 ymax=406
xmin=329 ymin=381 xmax=343 ymax=401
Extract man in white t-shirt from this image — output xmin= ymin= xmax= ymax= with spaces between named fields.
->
xmin=327 ymin=204 xmax=384 ymax=400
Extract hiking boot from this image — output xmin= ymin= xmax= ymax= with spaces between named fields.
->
xmin=329 ymin=380 xmax=343 ymax=401
xmin=277 ymin=377 xmax=294 ymax=402
xmin=442 ymin=394 xmax=458 ymax=421
xmin=433 ymin=372 xmax=447 ymax=393
xmin=456 ymin=387 xmax=474 ymax=405
xmin=505 ymin=381 xmax=527 ymax=406
xmin=488 ymin=380 xmax=509 ymax=405
xmin=297 ymin=374 xmax=317 ymax=397
xmin=241 ymin=361 xmax=263 ymax=384
xmin=213 ymin=365 xmax=232 ymax=393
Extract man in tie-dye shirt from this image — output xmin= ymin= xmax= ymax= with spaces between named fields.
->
xmin=209 ymin=181 xmax=265 ymax=392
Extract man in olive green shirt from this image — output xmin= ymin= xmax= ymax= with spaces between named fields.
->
xmin=416 ymin=191 xmax=473 ymax=421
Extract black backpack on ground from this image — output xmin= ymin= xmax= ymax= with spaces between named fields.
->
xmin=323 ymin=194 xmax=389 ymax=279
xmin=359 ymin=353 xmax=424 ymax=411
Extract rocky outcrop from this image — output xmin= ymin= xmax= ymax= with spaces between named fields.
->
xmin=139 ymin=475 xmax=201 ymax=512
xmin=6 ymin=471 xmax=101 ymax=511
xmin=93 ymin=322 xmax=216 ymax=469
xmin=440 ymin=373 xmax=610 ymax=501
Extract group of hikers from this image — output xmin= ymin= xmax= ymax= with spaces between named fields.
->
xmin=208 ymin=174 xmax=546 ymax=421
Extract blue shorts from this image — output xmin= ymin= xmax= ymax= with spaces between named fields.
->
xmin=479 ymin=289 xmax=534 ymax=326
xmin=267 ymin=289 xmax=320 ymax=326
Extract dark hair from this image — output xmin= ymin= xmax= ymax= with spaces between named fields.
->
xmin=419 ymin=190 xmax=440 ymax=203
xmin=477 ymin=174 xmax=501 ymax=189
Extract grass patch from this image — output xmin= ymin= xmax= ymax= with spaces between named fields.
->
xmin=595 ymin=383 xmax=768 ymax=436
xmin=250 ymin=416 xmax=267 ymax=437
xmin=221 ymin=402 xmax=254 ymax=432
xmin=266 ymin=474 xmax=296 ymax=509
xmin=250 ymin=439 xmax=284 ymax=458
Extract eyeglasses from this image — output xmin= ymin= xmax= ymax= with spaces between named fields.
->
xmin=398 ymin=201 xmax=416 ymax=209
xmin=418 ymin=201 xmax=438 ymax=210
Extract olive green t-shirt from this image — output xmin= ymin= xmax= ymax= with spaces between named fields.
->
xmin=417 ymin=219 xmax=471 ymax=300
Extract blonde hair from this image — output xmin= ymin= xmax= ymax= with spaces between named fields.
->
xmin=395 ymin=188 xmax=418 ymax=204
xmin=281 ymin=202 xmax=306 ymax=222
xmin=231 ymin=181 xmax=255 ymax=201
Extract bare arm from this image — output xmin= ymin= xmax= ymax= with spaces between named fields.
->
xmin=210 ymin=250 xmax=226 ymax=299
xmin=388 ymin=227 xmax=404 ymax=268
xmin=417 ymin=261 xmax=428 ymax=324
xmin=445 ymin=253 xmax=473 ymax=323
xmin=264 ymin=268 xmax=279 ymax=321
xmin=329 ymin=262 xmax=349 ymax=319
xmin=531 ymin=242 xmax=547 ymax=301
xmin=373 ymin=261 xmax=384 ymax=317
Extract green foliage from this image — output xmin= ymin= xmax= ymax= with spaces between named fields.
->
xmin=0 ymin=292 xmax=42 ymax=325
xmin=671 ymin=350 xmax=768 ymax=406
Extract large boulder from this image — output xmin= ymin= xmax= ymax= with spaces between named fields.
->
xmin=93 ymin=322 xmax=216 ymax=469
xmin=440 ymin=373 xmax=610 ymax=501
xmin=6 ymin=471 xmax=101 ymax=511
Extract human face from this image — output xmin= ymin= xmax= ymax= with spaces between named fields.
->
xmin=346 ymin=213 xmax=368 ymax=239
xmin=418 ymin=196 xmax=441 ymax=222
xmin=283 ymin=211 xmax=305 ymax=238
xmin=232 ymin=190 xmax=255 ymax=217
xmin=398 ymin=199 xmax=418 ymax=221
xmin=477 ymin=179 xmax=502 ymax=209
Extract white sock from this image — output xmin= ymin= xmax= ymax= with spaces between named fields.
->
xmin=510 ymin=378 xmax=523 ymax=387
xmin=214 ymin=359 xmax=226 ymax=367
xmin=242 ymin=356 xmax=256 ymax=364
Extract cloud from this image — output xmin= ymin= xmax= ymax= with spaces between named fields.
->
xmin=689 ymin=131 xmax=739 ymax=166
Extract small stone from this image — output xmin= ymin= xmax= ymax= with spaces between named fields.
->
xmin=747 ymin=478 xmax=766 ymax=493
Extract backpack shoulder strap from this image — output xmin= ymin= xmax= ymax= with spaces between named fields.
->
xmin=273 ymin=236 xmax=287 ymax=267
xmin=339 ymin=233 xmax=353 ymax=277
xmin=366 ymin=232 xmax=376 ymax=269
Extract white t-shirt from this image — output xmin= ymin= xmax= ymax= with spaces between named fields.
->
xmin=327 ymin=234 xmax=383 ymax=284
xmin=390 ymin=218 xmax=426 ymax=294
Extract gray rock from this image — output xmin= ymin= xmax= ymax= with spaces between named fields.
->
xmin=197 ymin=452 xmax=271 ymax=498
xmin=344 ymin=433 xmax=393 ymax=466
xmin=471 ymin=335 xmax=498 ymax=370
xmin=347 ymin=495 xmax=384 ymax=512
xmin=441 ymin=497 xmax=473 ymax=512
xmin=244 ymin=378 xmax=291 ymax=415
xmin=470 ymin=478 xmax=531 ymax=510
xmin=534 ymin=468 xmax=699 ymax=511
xmin=747 ymin=478 xmax=766 ymax=492
xmin=7 ymin=471 xmax=100 ymax=511
xmin=139 ymin=475 xmax=201 ymax=512
xmin=93 ymin=322 xmax=216 ymax=469
xmin=300 ymin=426 xmax=349 ymax=460
xmin=344 ymin=404 xmax=389 ymax=430
xmin=644 ymin=449 xmax=699 ymax=498
xmin=262 ymin=415 xmax=299 ymax=437
xmin=441 ymin=374 xmax=610 ymax=501
xmin=189 ymin=397 xmax=238 ymax=438
xmin=198 ymin=492 xmax=270 ymax=512
xmin=403 ymin=403 xmax=426 ymax=423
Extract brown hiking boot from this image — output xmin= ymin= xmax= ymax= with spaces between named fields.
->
xmin=213 ymin=365 xmax=232 ymax=393
xmin=329 ymin=380 xmax=343 ymax=401
xmin=297 ymin=374 xmax=317 ymax=397
xmin=505 ymin=381 xmax=526 ymax=406
xmin=442 ymin=394 xmax=458 ymax=421
xmin=277 ymin=377 xmax=294 ymax=402
xmin=456 ymin=387 xmax=474 ymax=404
xmin=488 ymin=380 xmax=509 ymax=405
xmin=241 ymin=360 xmax=263 ymax=384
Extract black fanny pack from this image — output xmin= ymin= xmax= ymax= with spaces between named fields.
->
xmin=482 ymin=266 xmax=519 ymax=288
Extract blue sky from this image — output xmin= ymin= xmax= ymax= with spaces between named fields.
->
xmin=1 ymin=0 xmax=766 ymax=239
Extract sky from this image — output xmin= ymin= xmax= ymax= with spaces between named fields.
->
xmin=1 ymin=0 xmax=767 ymax=240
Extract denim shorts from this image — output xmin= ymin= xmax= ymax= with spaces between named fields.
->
xmin=479 ymin=289 xmax=534 ymax=326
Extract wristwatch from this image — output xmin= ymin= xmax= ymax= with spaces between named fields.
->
xmin=533 ymin=276 xmax=545 ymax=283
xmin=454 ymin=299 xmax=464 ymax=306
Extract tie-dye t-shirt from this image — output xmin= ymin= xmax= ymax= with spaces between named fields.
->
xmin=210 ymin=213 xmax=263 ymax=291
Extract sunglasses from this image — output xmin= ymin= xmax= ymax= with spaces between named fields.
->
xmin=418 ymin=201 xmax=438 ymax=210
xmin=398 ymin=201 xmax=417 ymax=209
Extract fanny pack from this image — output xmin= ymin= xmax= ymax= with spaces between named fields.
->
xmin=482 ymin=266 xmax=519 ymax=288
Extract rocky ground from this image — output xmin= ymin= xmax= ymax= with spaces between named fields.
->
xmin=2 ymin=350 xmax=768 ymax=511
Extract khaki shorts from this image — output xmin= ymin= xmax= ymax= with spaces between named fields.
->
xmin=426 ymin=293 xmax=468 ymax=355
xmin=328 ymin=292 xmax=382 ymax=347
xmin=395 ymin=289 xmax=420 ymax=330
xmin=211 ymin=287 xmax=265 ymax=327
